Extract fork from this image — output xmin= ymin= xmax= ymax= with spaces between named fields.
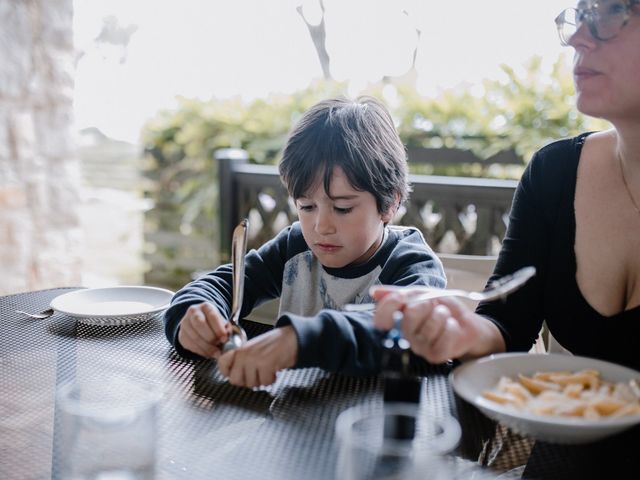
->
xmin=343 ymin=266 xmax=536 ymax=312
xmin=15 ymin=308 xmax=55 ymax=319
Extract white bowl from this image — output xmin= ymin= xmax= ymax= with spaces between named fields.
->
xmin=451 ymin=353 xmax=640 ymax=444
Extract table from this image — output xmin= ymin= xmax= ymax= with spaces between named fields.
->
xmin=1 ymin=288 xmax=637 ymax=479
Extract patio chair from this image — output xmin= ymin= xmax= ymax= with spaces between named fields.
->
xmin=438 ymin=253 xmax=497 ymax=302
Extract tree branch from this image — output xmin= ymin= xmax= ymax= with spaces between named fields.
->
xmin=296 ymin=0 xmax=332 ymax=80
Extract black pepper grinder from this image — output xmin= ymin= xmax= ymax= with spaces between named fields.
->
xmin=381 ymin=311 xmax=422 ymax=439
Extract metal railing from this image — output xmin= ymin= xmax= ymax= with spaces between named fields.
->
xmin=216 ymin=148 xmax=519 ymax=262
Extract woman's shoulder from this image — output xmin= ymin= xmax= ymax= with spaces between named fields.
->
xmin=526 ymin=132 xmax=595 ymax=183
xmin=534 ymin=132 xmax=593 ymax=163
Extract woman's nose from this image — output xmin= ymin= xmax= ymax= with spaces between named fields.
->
xmin=568 ymin=21 xmax=597 ymax=50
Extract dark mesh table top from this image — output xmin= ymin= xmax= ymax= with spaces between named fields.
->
xmin=3 ymin=288 xmax=638 ymax=479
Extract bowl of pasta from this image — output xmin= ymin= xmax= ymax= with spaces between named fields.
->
xmin=451 ymin=353 xmax=640 ymax=444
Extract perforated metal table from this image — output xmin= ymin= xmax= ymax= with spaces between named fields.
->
xmin=2 ymin=288 xmax=637 ymax=479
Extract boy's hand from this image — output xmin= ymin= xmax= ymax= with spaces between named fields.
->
xmin=177 ymin=302 xmax=230 ymax=359
xmin=217 ymin=326 xmax=298 ymax=388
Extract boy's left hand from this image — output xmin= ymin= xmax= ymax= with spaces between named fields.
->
xmin=217 ymin=326 xmax=298 ymax=387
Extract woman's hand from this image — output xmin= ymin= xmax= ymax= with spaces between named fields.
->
xmin=372 ymin=287 xmax=505 ymax=363
xmin=177 ymin=302 xmax=231 ymax=359
xmin=217 ymin=326 xmax=298 ymax=388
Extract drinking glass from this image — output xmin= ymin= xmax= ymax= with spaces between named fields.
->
xmin=335 ymin=402 xmax=461 ymax=480
xmin=56 ymin=375 xmax=162 ymax=480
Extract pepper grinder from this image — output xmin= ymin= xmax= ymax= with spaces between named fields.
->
xmin=381 ymin=311 xmax=422 ymax=439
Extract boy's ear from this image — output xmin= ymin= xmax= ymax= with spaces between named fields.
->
xmin=381 ymin=208 xmax=394 ymax=223
xmin=381 ymin=194 xmax=401 ymax=223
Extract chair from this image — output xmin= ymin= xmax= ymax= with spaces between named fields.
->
xmin=246 ymin=298 xmax=279 ymax=325
xmin=438 ymin=253 xmax=497 ymax=310
xmin=544 ymin=323 xmax=570 ymax=354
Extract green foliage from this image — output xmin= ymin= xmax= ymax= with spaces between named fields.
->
xmin=141 ymin=81 xmax=349 ymax=283
xmin=385 ymin=53 xmax=608 ymax=167
xmin=143 ymin=54 xmax=609 ymax=202
xmin=141 ymin=54 xmax=609 ymax=272
xmin=142 ymin=80 xmax=346 ymax=224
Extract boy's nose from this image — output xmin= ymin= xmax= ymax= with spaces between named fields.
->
xmin=315 ymin=211 xmax=336 ymax=235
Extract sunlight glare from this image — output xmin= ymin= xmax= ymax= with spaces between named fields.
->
xmin=73 ymin=0 xmax=572 ymax=143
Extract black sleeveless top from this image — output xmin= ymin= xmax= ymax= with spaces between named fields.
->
xmin=477 ymin=133 xmax=640 ymax=371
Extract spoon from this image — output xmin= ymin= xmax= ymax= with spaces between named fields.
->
xmin=222 ymin=218 xmax=250 ymax=352
xmin=344 ymin=266 xmax=536 ymax=312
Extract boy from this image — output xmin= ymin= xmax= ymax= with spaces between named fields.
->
xmin=164 ymin=96 xmax=445 ymax=387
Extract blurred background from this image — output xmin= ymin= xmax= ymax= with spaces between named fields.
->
xmin=0 ymin=0 xmax=607 ymax=295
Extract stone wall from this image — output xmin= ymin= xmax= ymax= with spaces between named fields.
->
xmin=0 ymin=0 xmax=81 ymax=295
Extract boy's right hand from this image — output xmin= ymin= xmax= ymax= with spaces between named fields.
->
xmin=177 ymin=302 xmax=231 ymax=359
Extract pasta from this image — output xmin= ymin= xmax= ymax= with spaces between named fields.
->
xmin=482 ymin=369 xmax=640 ymax=419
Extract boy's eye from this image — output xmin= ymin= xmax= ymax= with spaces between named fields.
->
xmin=298 ymin=204 xmax=315 ymax=212
xmin=334 ymin=206 xmax=353 ymax=214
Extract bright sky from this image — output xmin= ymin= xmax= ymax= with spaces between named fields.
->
xmin=73 ymin=0 xmax=574 ymax=143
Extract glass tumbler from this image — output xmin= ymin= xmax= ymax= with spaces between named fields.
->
xmin=56 ymin=375 xmax=162 ymax=480
xmin=335 ymin=402 xmax=461 ymax=480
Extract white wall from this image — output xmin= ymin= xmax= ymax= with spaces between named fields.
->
xmin=0 ymin=0 xmax=82 ymax=294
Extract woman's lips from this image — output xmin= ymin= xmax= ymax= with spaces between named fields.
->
xmin=573 ymin=67 xmax=602 ymax=88
xmin=574 ymin=67 xmax=601 ymax=79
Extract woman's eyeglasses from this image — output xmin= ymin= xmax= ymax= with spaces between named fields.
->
xmin=555 ymin=0 xmax=640 ymax=45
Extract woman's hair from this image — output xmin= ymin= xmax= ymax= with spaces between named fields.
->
xmin=278 ymin=96 xmax=410 ymax=215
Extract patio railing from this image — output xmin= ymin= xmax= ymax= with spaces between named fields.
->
xmin=216 ymin=148 xmax=519 ymax=263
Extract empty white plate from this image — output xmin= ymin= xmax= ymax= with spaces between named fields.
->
xmin=51 ymin=286 xmax=174 ymax=325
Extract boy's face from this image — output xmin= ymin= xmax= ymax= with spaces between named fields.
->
xmin=295 ymin=167 xmax=394 ymax=269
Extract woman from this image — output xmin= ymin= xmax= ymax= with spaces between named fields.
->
xmin=373 ymin=1 xmax=640 ymax=371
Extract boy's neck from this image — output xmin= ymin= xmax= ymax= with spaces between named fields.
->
xmin=351 ymin=226 xmax=388 ymax=267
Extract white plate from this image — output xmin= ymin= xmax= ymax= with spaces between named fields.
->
xmin=51 ymin=286 xmax=174 ymax=326
xmin=451 ymin=353 xmax=640 ymax=444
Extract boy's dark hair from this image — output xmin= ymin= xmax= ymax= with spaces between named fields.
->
xmin=278 ymin=96 xmax=410 ymax=215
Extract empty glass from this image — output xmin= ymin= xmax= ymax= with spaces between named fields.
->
xmin=56 ymin=375 xmax=162 ymax=480
xmin=335 ymin=403 xmax=461 ymax=480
